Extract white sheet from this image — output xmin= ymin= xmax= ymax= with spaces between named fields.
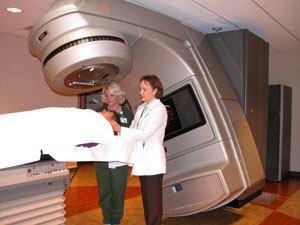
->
xmin=0 ymin=107 xmax=123 ymax=169
xmin=47 ymin=136 xmax=139 ymax=166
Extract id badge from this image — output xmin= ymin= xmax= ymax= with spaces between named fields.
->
xmin=120 ymin=117 xmax=127 ymax=123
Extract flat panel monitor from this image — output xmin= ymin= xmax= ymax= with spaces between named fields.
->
xmin=161 ymin=84 xmax=206 ymax=141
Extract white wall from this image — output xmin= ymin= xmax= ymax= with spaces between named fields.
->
xmin=0 ymin=32 xmax=77 ymax=114
xmin=269 ymin=52 xmax=300 ymax=172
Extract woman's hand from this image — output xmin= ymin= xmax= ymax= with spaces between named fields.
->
xmin=110 ymin=120 xmax=121 ymax=133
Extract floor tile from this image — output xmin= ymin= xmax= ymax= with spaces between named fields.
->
xmin=64 ymin=163 xmax=300 ymax=225
xmin=225 ymin=203 xmax=273 ymax=225
xmin=66 ymin=195 xmax=145 ymax=225
xmin=65 ymin=185 xmax=141 ymax=217
xmin=259 ymin=211 xmax=300 ymax=225
xmin=263 ymin=178 xmax=300 ymax=198
xmin=276 ymin=189 xmax=300 ymax=220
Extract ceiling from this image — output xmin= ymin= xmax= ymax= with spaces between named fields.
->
xmin=1 ymin=0 xmax=300 ymax=54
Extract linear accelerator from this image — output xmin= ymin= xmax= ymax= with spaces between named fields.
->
xmin=0 ymin=0 xmax=265 ymax=222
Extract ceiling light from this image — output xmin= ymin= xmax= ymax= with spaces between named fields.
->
xmin=6 ymin=7 xmax=23 ymax=13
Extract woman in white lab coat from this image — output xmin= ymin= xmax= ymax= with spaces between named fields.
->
xmin=111 ymin=75 xmax=167 ymax=225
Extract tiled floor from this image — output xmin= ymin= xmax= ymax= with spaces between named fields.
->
xmin=64 ymin=163 xmax=300 ymax=225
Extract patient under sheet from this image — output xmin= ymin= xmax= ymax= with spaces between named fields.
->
xmin=48 ymin=136 xmax=138 ymax=166
xmin=0 ymin=107 xmax=138 ymax=169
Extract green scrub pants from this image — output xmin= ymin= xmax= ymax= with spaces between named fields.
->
xmin=95 ymin=162 xmax=128 ymax=225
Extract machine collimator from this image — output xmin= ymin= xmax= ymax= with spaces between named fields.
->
xmin=27 ymin=0 xmax=265 ymax=217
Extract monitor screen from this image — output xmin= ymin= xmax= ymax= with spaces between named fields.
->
xmin=162 ymin=84 xmax=206 ymax=141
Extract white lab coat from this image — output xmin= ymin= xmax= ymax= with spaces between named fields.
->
xmin=120 ymin=99 xmax=167 ymax=176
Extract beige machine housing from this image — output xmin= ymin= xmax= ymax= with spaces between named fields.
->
xmin=28 ymin=0 xmax=265 ymax=216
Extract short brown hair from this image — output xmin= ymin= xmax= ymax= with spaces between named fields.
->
xmin=140 ymin=75 xmax=164 ymax=99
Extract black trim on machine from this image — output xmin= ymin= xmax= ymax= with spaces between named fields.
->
xmin=43 ymin=36 xmax=126 ymax=66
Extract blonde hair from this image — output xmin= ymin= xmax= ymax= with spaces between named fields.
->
xmin=100 ymin=82 xmax=126 ymax=105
